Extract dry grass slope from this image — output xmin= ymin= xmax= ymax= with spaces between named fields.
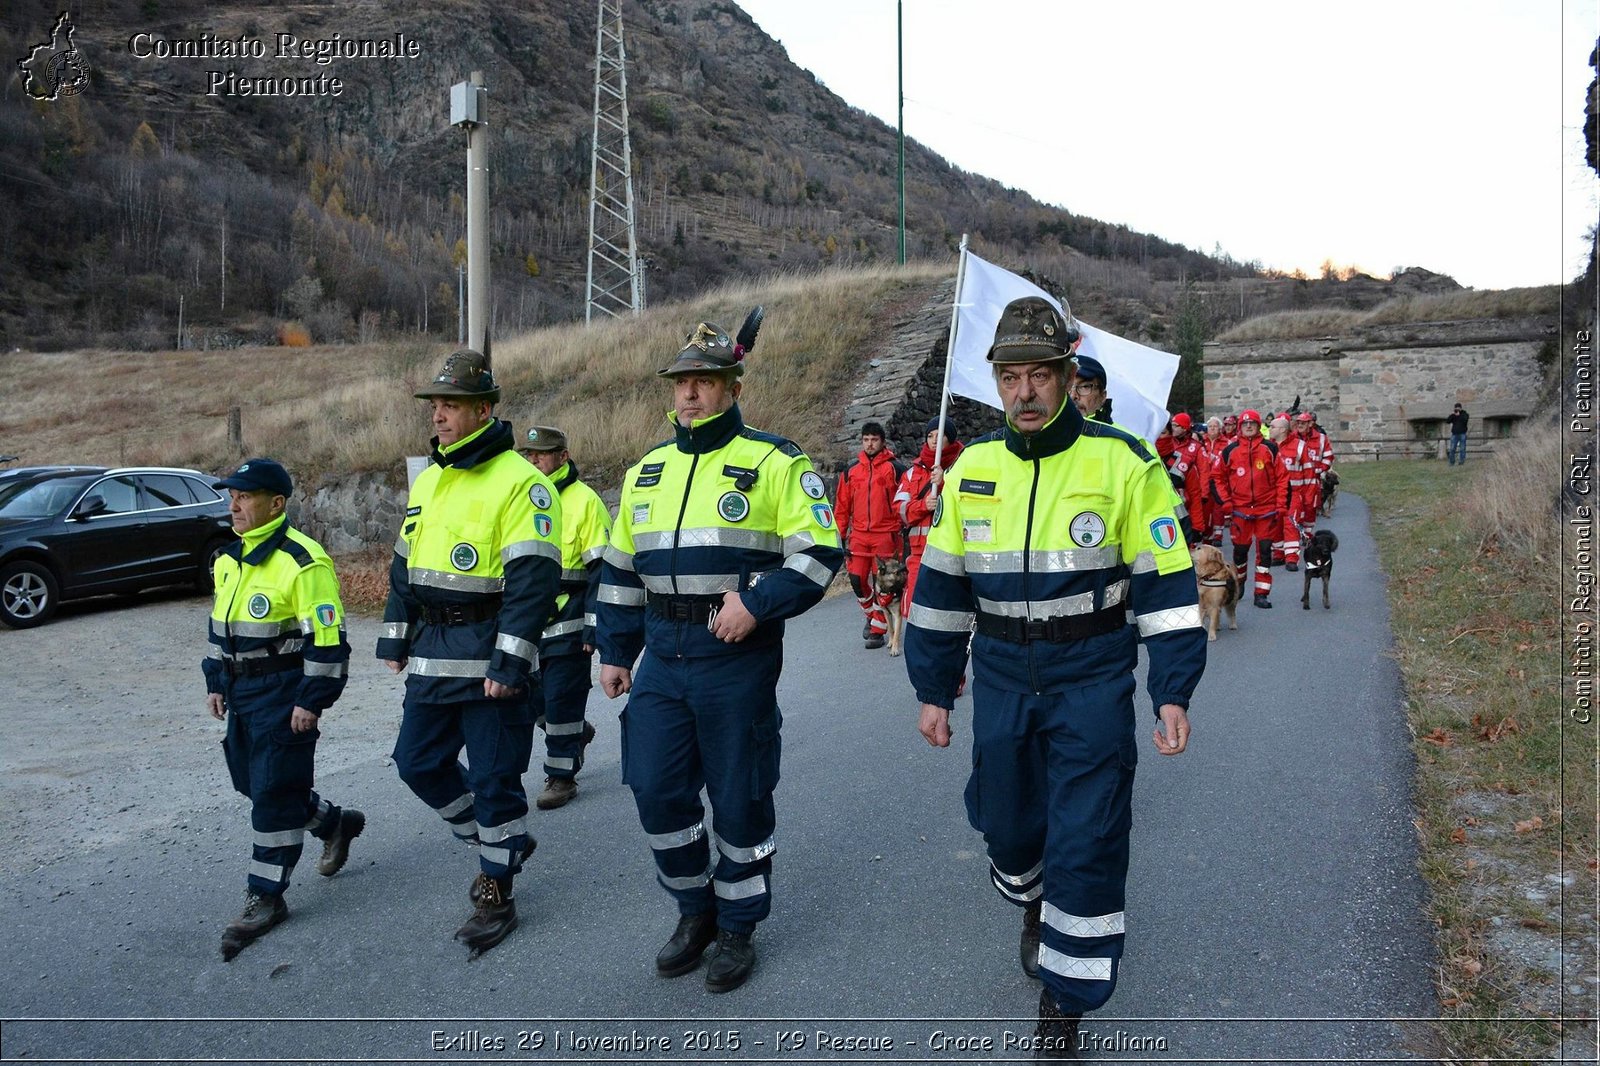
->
xmin=1218 ymin=286 xmax=1562 ymax=342
xmin=1 ymin=261 xmax=950 ymax=483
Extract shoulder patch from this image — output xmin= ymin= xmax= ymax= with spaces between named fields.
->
xmin=1079 ymin=420 xmax=1156 ymax=464
xmin=740 ymin=427 xmax=803 ymax=458
xmin=280 ymin=540 xmax=314 ymax=568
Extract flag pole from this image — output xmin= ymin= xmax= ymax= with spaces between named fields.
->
xmin=933 ymin=234 xmax=969 ymax=474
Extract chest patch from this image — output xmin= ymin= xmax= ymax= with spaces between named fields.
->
xmin=959 ymin=478 xmax=996 ymax=496
xmin=247 ymin=593 xmax=270 ymax=619
xmin=451 ymin=543 xmax=479 ymax=571
xmin=799 ymin=471 xmax=826 ymax=500
xmin=529 ymin=483 xmax=552 ymax=510
xmin=962 ymin=518 xmax=993 ymax=544
xmin=1255 ymin=459 xmax=1266 ymax=471
xmin=718 ymin=491 xmax=750 ymax=522
xmin=632 ymin=502 xmax=651 ymax=526
xmin=1069 ymin=511 xmax=1107 ymax=547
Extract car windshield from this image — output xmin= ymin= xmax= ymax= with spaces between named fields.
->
xmin=0 ymin=477 xmax=94 ymax=519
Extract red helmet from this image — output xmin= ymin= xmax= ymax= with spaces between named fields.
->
xmin=1239 ymin=409 xmax=1263 ymax=424
xmin=1171 ymin=413 xmax=1193 ymax=431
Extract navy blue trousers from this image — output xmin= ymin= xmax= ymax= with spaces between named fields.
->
xmin=221 ymin=672 xmax=340 ymax=896
xmin=965 ymin=674 xmax=1139 ymax=1015
xmin=534 ymin=652 xmax=593 ymax=779
xmin=393 ymin=693 xmax=535 ymax=880
xmin=621 ymin=645 xmax=783 ymax=935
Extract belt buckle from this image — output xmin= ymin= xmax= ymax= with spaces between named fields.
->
xmin=1023 ymin=619 xmax=1046 ymax=642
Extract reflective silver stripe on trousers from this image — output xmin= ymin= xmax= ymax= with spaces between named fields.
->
xmin=479 ymin=818 xmax=527 ymax=843
xmin=480 ymin=845 xmax=515 ymax=867
xmin=306 ymin=799 xmax=333 ymax=832
xmin=495 ymin=633 xmax=538 ymax=662
xmin=255 ymin=829 xmax=304 ymax=848
xmin=717 ymin=834 xmax=777 ymax=863
xmin=452 ymin=821 xmax=481 ymax=839
xmin=1136 ymin=604 xmax=1202 ymax=637
xmin=437 ymin=794 xmax=474 ymax=819
xmin=249 ymin=860 xmax=286 ymax=882
xmin=303 ymin=660 xmax=347 ymax=678
xmin=907 ymin=603 xmax=975 ymax=632
xmin=991 ymin=876 xmax=1043 ymax=903
xmin=541 ymin=618 xmax=584 ymax=640
xmin=1038 ymin=946 xmax=1114 ymax=981
xmin=975 ymin=581 xmax=1128 ymax=620
xmin=546 ymin=720 xmax=588 ymax=736
xmin=598 ymin=583 xmax=647 ymax=606
xmin=544 ymin=756 xmax=576 ymax=771
xmin=648 ymin=822 xmax=706 ymax=850
xmin=409 ymin=657 xmax=492 ymax=677
xmin=408 ymin=568 xmax=505 ymax=594
xmin=1043 ymin=903 xmax=1125 ymax=937
xmin=920 ymin=544 xmax=967 ymax=577
xmin=963 ymin=546 xmax=1121 ymax=574
xmin=503 ymin=539 xmax=562 ymax=564
xmin=992 ymin=860 xmax=1043 ymax=887
xmin=659 ymin=863 xmax=715 ymax=890
xmin=634 ymin=528 xmax=782 ymax=553
xmin=603 ymin=546 xmax=636 ymax=571
xmin=379 ymin=622 xmax=412 ymax=641
xmin=783 ymin=553 xmax=833 ymax=588
xmin=394 ymin=536 xmax=411 ymax=559
xmin=714 ymin=873 xmax=768 ymax=901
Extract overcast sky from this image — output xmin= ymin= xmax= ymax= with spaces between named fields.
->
xmin=735 ymin=0 xmax=1598 ymax=291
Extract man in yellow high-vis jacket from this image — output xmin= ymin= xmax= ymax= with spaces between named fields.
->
xmin=204 ymin=457 xmax=361 ymax=960
xmin=596 ymin=317 xmax=843 ymax=994
xmin=905 ymin=297 xmax=1206 ymax=1057
xmin=378 ymin=349 xmax=563 ymax=956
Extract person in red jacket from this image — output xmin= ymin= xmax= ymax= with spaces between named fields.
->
xmin=1273 ymin=417 xmax=1312 ymax=570
xmin=1209 ymin=409 xmax=1282 ymax=608
xmin=1166 ymin=414 xmax=1205 ymax=544
xmin=1291 ymin=409 xmax=1331 ymax=553
xmin=836 ymin=421 xmax=907 ymax=649
xmin=1200 ymin=417 xmax=1226 ymax=545
xmin=894 ymin=417 xmax=963 ymax=615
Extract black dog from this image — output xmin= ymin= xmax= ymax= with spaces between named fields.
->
xmin=1319 ymin=470 xmax=1340 ymax=517
xmin=1300 ymin=529 xmax=1339 ymax=610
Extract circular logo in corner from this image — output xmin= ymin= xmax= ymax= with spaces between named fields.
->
xmin=1069 ymin=511 xmax=1107 ymax=548
xmin=246 ymin=593 xmax=271 ymax=619
xmin=799 ymin=471 xmax=826 ymax=500
xmin=718 ymin=491 xmax=750 ymax=523
xmin=450 ymin=542 xmax=479 ymax=571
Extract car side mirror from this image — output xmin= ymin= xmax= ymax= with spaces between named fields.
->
xmin=73 ymin=494 xmax=107 ymax=520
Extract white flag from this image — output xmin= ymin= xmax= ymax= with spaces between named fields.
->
xmin=949 ymin=250 xmax=1179 ymax=444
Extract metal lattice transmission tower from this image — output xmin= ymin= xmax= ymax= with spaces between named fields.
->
xmin=585 ymin=0 xmax=642 ymax=322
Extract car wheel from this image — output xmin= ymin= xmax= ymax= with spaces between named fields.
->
xmin=0 ymin=560 xmax=60 ymax=628
xmin=198 ymin=538 xmax=233 ymax=592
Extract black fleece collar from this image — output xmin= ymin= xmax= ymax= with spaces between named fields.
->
xmin=1003 ymin=399 xmax=1083 ymax=461
xmin=430 ymin=418 xmax=515 ymax=470
xmin=673 ymin=403 xmax=744 ymax=455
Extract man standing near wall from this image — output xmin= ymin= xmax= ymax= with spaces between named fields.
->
xmin=1445 ymin=404 xmax=1469 ymax=465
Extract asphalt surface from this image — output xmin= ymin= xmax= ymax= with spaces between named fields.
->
xmin=0 ymin=493 xmax=1438 ymax=1064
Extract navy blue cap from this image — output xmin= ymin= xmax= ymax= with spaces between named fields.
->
xmin=1074 ymin=354 xmax=1106 ymax=384
xmin=214 ymin=457 xmax=293 ymax=497
xmin=924 ymin=416 xmax=959 ymax=442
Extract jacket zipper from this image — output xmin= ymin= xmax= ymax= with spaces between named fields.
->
xmin=669 ymin=452 xmax=700 ymax=657
xmin=1021 ymin=440 xmax=1042 ymax=694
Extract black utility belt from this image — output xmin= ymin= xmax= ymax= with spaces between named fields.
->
xmin=222 ymin=655 xmax=303 ymax=678
xmin=975 ymin=606 xmax=1125 ymax=644
xmin=646 ymin=592 xmax=723 ymax=623
xmin=419 ymin=597 xmax=503 ymax=625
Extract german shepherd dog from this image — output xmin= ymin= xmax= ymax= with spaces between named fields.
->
xmin=1319 ymin=470 xmax=1340 ymax=517
xmin=874 ymin=555 xmax=910 ymax=657
xmin=1300 ymin=529 xmax=1339 ymax=610
xmin=1190 ymin=543 xmax=1240 ymax=641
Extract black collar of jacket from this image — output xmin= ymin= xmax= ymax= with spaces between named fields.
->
xmin=552 ymin=460 xmax=580 ymax=493
xmin=673 ymin=403 xmax=744 ymax=454
xmin=430 ymin=418 xmax=514 ymax=470
xmin=1003 ymin=399 xmax=1083 ymax=461
xmin=239 ymin=514 xmax=290 ymax=567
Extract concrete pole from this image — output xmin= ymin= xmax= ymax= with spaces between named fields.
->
xmin=466 ymin=71 xmax=489 ymax=354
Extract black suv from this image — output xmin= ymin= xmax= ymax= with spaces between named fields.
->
xmin=0 ymin=466 xmax=235 ymax=628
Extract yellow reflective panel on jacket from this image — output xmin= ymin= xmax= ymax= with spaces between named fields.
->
xmin=401 ymin=451 xmax=562 ymax=595
xmin=212 ymin=514 xmax=344 ymax=647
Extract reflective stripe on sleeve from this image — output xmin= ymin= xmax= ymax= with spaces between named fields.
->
xmin=540 ymin=618 xmax=585 ymax=641
xmin=1130 ymin=551 xmax=1158 ymax=575
xmin=782 ymin=553 xmax=833 ymax=587
xmin=906 ymin=603 xmax=975 ymax=632
xmin=1136 ymin=604 xmax=1202 ymax=637
xmin=581 ymin=544 xmax=608 ymax=565
xmin=603 ymin=546 xmax=636 ymax=571
xmin=379 ymin=622 xmax=412 ymax=641
xmin=495 ymin=633 xmax=538 ymax=662
xmin=303 ymin=660 xmax=347 ymax=678
xmin=394 ymin=536 xmax=410 ymax=559
xmin=561 ymin=567 xmax=588 ymax=583
xmin=503 ymin=539 xmax=562 ymax=564
xmin=920 ymin=545 xmax=966 ymax=577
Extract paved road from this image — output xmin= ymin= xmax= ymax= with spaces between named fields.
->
xmin=0 ymin=494 xmax=1436 ymax=1064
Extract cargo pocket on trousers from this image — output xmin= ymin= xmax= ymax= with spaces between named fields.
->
xmin=749 ymin=707 xmax=782 ymax=801
xmin=220 ymin=733 xmax=250 ymax=797
xmin=1096 ymin=737 xmax=1138 ymax=839
xmin=271 ymin=725 xmax=319 ymax=796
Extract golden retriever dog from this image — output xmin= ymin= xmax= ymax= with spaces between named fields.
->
xmin=1190 ymin=543 xmax=1239 ymax=641
xmin=874 ymin=555 xmax=909 ymax=657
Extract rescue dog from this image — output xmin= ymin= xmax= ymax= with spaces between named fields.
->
xmin=1300 ymin=529 xmax=1339 ymax=610
xmin=874 ymin=555 xmax=909 ymax=657
xmin=1190 ymin=543 xmax=1239 ymax=641
xmin=1319 ymin=470 xmax=1340 ymax=517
